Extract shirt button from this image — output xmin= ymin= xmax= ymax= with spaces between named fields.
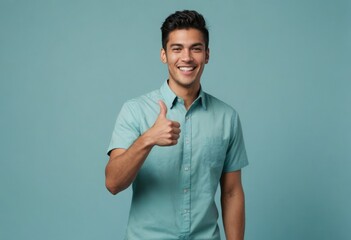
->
xmin=184 ymin=188 xmax=189 ymax=193
xmin=184 ymin=167 xmax=189 ymax=171
xmin=185 ymin=116 xmax=190 ymax=120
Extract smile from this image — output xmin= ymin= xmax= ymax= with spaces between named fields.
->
xmin=178 ymin=66 xmax=196 ymax=72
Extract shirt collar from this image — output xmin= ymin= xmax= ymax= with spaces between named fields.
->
xmin=193 ymin=85 xmax=206 ymax=110
xmin=160 ymin=80 xmax=177 ymax=109
xmin=160 ymin=80 xmax=207 ymax=110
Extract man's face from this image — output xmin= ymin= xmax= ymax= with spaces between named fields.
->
xmin=161 ymin=28 xmax=209 ymax=90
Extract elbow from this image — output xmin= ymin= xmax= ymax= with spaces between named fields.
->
xmin=105 ymin=179 xmax=128 ymax=195
xmin=105 ymin=180 xmax=119 ymax=195
xmin=105 ymin=165 xmax=133 ymax=195
xmin=106 ymin=184 xmax=119 ymax=195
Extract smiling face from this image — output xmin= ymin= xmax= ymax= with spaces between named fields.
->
xmin=161 ymin=28 xmax=209 ymax=92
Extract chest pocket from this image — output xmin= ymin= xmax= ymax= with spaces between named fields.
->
xmin=202 ymin=137 xmax=227 ymax=169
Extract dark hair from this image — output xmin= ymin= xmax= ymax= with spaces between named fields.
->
xmin=161 ymin=10 xmax=209 ymax=49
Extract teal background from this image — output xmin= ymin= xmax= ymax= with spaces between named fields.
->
xmin=1 ymin=0 xmax=350 ymax=239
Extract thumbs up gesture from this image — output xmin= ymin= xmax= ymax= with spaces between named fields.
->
xmin=157 ymin=100 xmax=169 ymax=119
xmin=144 ymin=100 xmax=181 ymax=146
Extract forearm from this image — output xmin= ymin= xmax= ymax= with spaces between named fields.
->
xmin=221 ymin=188 xmax=245 ymax=240
xmin=105 ymin=134 xmax=154 ymax=194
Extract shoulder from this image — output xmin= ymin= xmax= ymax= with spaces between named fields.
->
xmin=203 ymin=91 xmax=239 ymax=117
xmin=123 ymin=88 xmax=161 ymax=109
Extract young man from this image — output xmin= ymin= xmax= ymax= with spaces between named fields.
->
xmin=106 ymin=10 xmax=248 ymax=240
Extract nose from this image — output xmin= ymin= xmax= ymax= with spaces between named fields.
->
xmin=181 ymin=49 xmax=193 ymax=62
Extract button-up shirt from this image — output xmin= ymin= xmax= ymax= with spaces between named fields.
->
xmin=107 ymin=81 xmax=248 ymax=240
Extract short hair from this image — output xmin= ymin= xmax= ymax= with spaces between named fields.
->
xmin=161 ymin=10 xmax=209 ymax=50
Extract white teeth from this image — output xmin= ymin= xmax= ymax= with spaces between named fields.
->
xmin=179 ymin=67 xmax=195 ymax=71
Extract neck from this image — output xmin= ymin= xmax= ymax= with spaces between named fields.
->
xmin=168 ymin=80 xmax=200 ymax=110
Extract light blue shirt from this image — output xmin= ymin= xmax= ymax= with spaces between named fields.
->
xmin=108 ymin=81 xmax=248 ymax=240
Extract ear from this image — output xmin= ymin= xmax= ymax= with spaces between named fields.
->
xmin=205 ymin=48 xmax=210 ymax=64
xmin=160 ymin=48 xmax=167 ymax=63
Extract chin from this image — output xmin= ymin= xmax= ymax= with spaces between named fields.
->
xmin=177 ymin=80 xmax=197 ymax=88
xmin=176 ymin=76 xmax=199 ymax=85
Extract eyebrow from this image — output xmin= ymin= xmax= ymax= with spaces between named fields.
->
xmin=169 ymin=43 xmax=205 ymax=48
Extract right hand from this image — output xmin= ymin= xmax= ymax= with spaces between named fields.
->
xmin=144 ymin=100 xmax=181 ymax=146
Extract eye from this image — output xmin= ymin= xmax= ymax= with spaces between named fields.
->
xmin=172 ymin=47 xmax=181 ymax=52
xmin=192 ymin=47 xmax=202 ymax=52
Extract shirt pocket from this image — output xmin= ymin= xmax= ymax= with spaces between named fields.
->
xmin=200 ymin=137 xmax=227 ymax=194
xmin=202 ymin=137 xmax=226 ymax=170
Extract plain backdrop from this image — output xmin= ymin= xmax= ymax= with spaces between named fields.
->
xmin=1 ymin=0 xmax=350 ymax=239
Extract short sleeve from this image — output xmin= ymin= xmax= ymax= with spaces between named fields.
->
xmin=222 ymin=114 xmax=249 ymax=172
xmin=107 ymin=101 xmax=141 ymax=156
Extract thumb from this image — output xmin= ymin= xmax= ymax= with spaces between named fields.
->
xmin=158 ymin=100 xmax=167 ymax=118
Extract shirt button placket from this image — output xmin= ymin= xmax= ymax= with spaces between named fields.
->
xmin=181 ymin=113 xmax=191 ymax=234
